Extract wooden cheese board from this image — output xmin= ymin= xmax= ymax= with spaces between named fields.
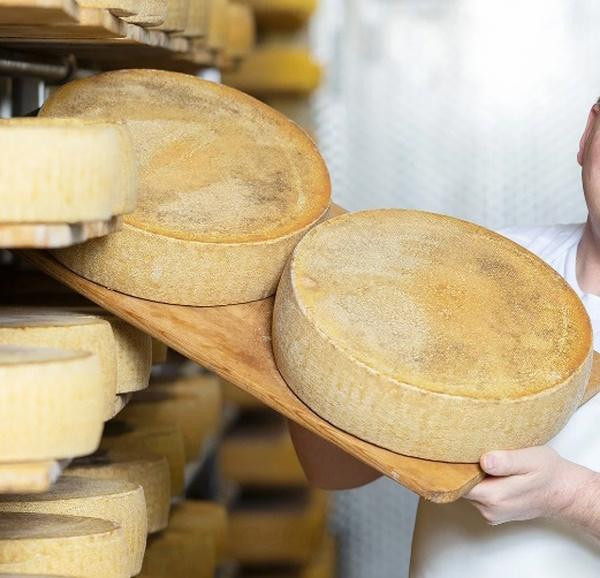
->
xmin=22 ymin=207 xmax=600 ymax=502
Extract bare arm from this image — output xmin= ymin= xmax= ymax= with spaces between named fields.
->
xmin=288 ymin=420 xmax=382 ymax=490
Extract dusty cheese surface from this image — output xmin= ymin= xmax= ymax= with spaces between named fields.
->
xmin=292 ymin=210 xmax=591 ymax=399
xmin=0 ymin=512 xmax=128 ymax=577
xmin=0 ymin=476 xmax=147 ymax=576
xmin=273 ymin=209 xmax=594 ymax=461
xmin=0 ymin=345 xmax=104 ymax=461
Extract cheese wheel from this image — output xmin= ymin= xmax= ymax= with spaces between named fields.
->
xmin=100 ymin=420 xmax=185 ymax=496
xmin=123 ymin=375 xmax=222 ymax=460
xmin=0 ymin=118 xmax=136 ymax=223
xmin=0 ymin=476 xmax=147 ymax=576
xmin=139 ymin=524 xmax=215 ymax=578
xmin=0 ymin=512 xmax=128 ymax=577
xmin=169 ymin=500 xmax=227 ymax=561
xmin=222 ymin=45 xmax=321 ymax=96
xmin=206 ymin=0 xmax=228 ymax=51
xmin=221 ymin=412 xmax=305 ymax=486
xmin=0 ymin=308 xmax=118 ymax=420
xmin=148 ymin=0 xmax=186 ymax=31
xmin=78 ymin=1 xmax=167 ymax=26
xmin=150 ymin=338 xmax=168 ymax=364
xmin=67 ymin=449 xmax=170 ymax=533
xmin=175 ymin=0 xmax=207 ymax=37
xmin=110 ymin=393 xmax=132 ymax=418
xmin=57 ymin=306 xmax=152 ymax=394
xmin=0 ymin=574 xmax=74 ymax=577
xmin=264 ymin=96 xmax=315 ymax=139
xmin=41 ymin=69 xmax=331 ymax=306
xmin=0 ymin=345 xmax=104 ymax=462
xmin=247 ymin=0 xmax=317 ymax=30
xmin=225 ymin=2 xmax=255 ymax=61
xmin=228 ymin=490 xmax=328 ymax=564
xmin=273 ymin=209 xmax=594 ymax=462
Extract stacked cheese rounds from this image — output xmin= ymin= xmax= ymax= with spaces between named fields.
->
xmin=0 ymin=118 xmax=136 ymax=225
xmin=273 ymin=210 xmax=594 ymax=462
xmin=40 ymin=68 xmax=331 ymax=305
xmin=0 ymin=345 xmax=104 ymax=463
xmin=77 ymin=0 xmax=168 ymax=26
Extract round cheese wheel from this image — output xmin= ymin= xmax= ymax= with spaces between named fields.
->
xmin=0 ymin=308 xmax=117 ymax=420
xmin=147 ymin=0 xmax=187 ymax=31
xmin=273 ymin=209 xmax=594 ymax=462
xmin=247 ymin=0 xmax=317 ymax=30
xmin=168 ymin=500 xmax=227 ymax=561
xmin=67 ymin=449 xmax=171 ymax=534
xmin=100 ymin=420 xmax=185 ymax=496
xmin=0 ymin=476 xmax=147 ymax=576
xmin=40 ymin=69 xmax=331 ymax=306
xmin=123 ymin=375 xmax=222 ymax=461
xmin=0 ymin=345 xmax=104 ymax=462
xmin=225 ymin=2 xmax=255 ymax=61
xmin=176 ymin=0 xmax=207 ymax=37
xmin=58 ymin=306 xmax=152 ymax=394
xmin=0 ymin=512 xmax=128 ymax=577
xmin=0 ymin=118 xmax=136 ymax=223
xmin=78 ymin=0 xmax=166 ymax=25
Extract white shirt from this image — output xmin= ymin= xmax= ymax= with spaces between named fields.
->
xmin=410 ymin=224 xmax=600 ymax=578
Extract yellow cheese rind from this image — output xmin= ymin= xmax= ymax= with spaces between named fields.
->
xmin=0 ymin=308 xmax=118 ymax=420
xmin=273 ymin=209 xmax=594 ymax=462
xmin=0 ymin=476 xmax=147 ymax=576
xmin=123 ymin=375 xmax=222 ymax=460
xmin=67 ymin=449 xmax=171 ymax=533
xmin=169 ymin=500 xmax=227 ymax=561
xmin=100 ymin=420 xmax=185 ymax=496
xmin=0 ymin=118 xmax=136 ymax=223
xmin=41 ymin=69 xmax=331 ymax=306
xmin=0 ymin=345 xmax=104 ymax=462
xmin=247 ymin=0 xmax=317 ymax=30
xmin=0 ymin=512 xmax=128 ymax=577
xmin=225 ymin=2 xmax=255 ymax=60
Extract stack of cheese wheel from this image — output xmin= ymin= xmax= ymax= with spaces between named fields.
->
xmin=225 ymin=2 xmax=256 ymax=62
xmin=148 ymin=0 xmax=188 ymax=31
xmin=273 ymin=209 xmax=594 ymax=462
xmin=221 ymin=411 xmax=305 ymax=487
xmin=0 ymin=345 xmax=104 ymax=463
xmin=206 ymin=0 xmax=228 ymax=53
xmin=40 ymin=68 xmax=331 ymax=306
xmin=246 ymin=0 xmax=317 ymax=31
xmin=67 ymin=449 xmax=171 ymax=533
xmin=175 ymin=0 xmax=207 ymax=37
xmin=0 ymin=512 xmax=128 ymax=577
xmin=76 ymin=0 xmax=168 ymax=26
xmin=228 ymin=489 xmax=328 ymax=565
xmin=122 ymin=374 xmax=222 ymax=461
xmin=0 ymin=118 xmax=137 ymax=233
xmin=100 ymin=420 xmax=185 ymax=496
xmin=0 ymin=309 xmax=117 ymax=421
xmin=0 ymin=476 xmax=147 ymax=576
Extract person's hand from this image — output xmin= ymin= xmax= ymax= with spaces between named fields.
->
xmin=464 ymin=446 xmax=595 ymax=526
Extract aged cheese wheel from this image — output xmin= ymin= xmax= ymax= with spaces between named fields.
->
xmin=0 ymin=476 xmax=147 ymax=576
xmin=148 ymin=0 xmax=187 ymax=31
xmin=0 ymin=118 xmax=136 ymax=223
xmin=100 ymin=420 xmax=185 ymax=496
xmin=221 ymin=412 xmax=305 ymax=486
xmin=0 ymin=512 xmax=128 ymax=577
xmin=0 ymin=309 xmax=117 ymax=421
xmin=41 ymin=69 xmax=331 ymax=306
xmin=0 ymin=345 xmax=104 ymax=462
xmin=78 ymin=0 xmax=167 ymax=26
xmin=139 ymin=523 xmax=215 ymax=578
xmin=247 ymin=0 xmax=317 ymax=30
xmin=58 ymin=306 xmax=152 ymax=394
xmin=225 ymin=2 xmax=255 ymax=61
xmin=169 ymin=500 xmax=227 ymax=561
xmin=175 ymin=0 xmax=207 ymax=37
xmin=273 ymin=210 xmax=594 ymax=462
xmin=67 ymin=449 xmax=171 ymax=533
xmin=228 ymin=489 xmax=328 ymax=564
xmin=150 ymin=338 xmax=168 ymax=364
xmin=206 ymin=0 xmax=228 ymax=51
xmin=123 ymin=375 xmax=222 ymax=460
xmin=222 ymin=45 xmax=321 ymax=96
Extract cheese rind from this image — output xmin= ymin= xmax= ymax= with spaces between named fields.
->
xmin=100 ymin=420 xmax=185 ymax=496
xmin=0 ymin=308 xmax=118 ymax=420
xmin=77 ymin=0 xmax=167 ymax=26
xmin=0 ymin=345 xmax=104 ymax=462
xmin=0 ymin=512 xmax=128 ymax=577
xmin=0 ymin=476 xmax=147 ymax=576
xmin=67 ymin=450 xmax=171 ymax=533
xmin=148 ymin=0 xmax=186 ymax=30
xmin=273 ymin=209 xmax=594 ymax=462
xmin=41 ymin=69 xmax=331 ymax=306
xmin=0 ymin=118 xmax=136 ymax=223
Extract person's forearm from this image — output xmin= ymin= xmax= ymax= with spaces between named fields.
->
xmin=288 ymin=420 xmax=382 ymax=490
xmin=558 ymin=465 xmax=600 ymax=541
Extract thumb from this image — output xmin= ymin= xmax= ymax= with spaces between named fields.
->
xmin=481 ymin=447 xmax=547 ymax=477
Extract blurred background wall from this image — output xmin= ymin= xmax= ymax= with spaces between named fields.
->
xmin=309 ymin=0 xmax=600 ymax=576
